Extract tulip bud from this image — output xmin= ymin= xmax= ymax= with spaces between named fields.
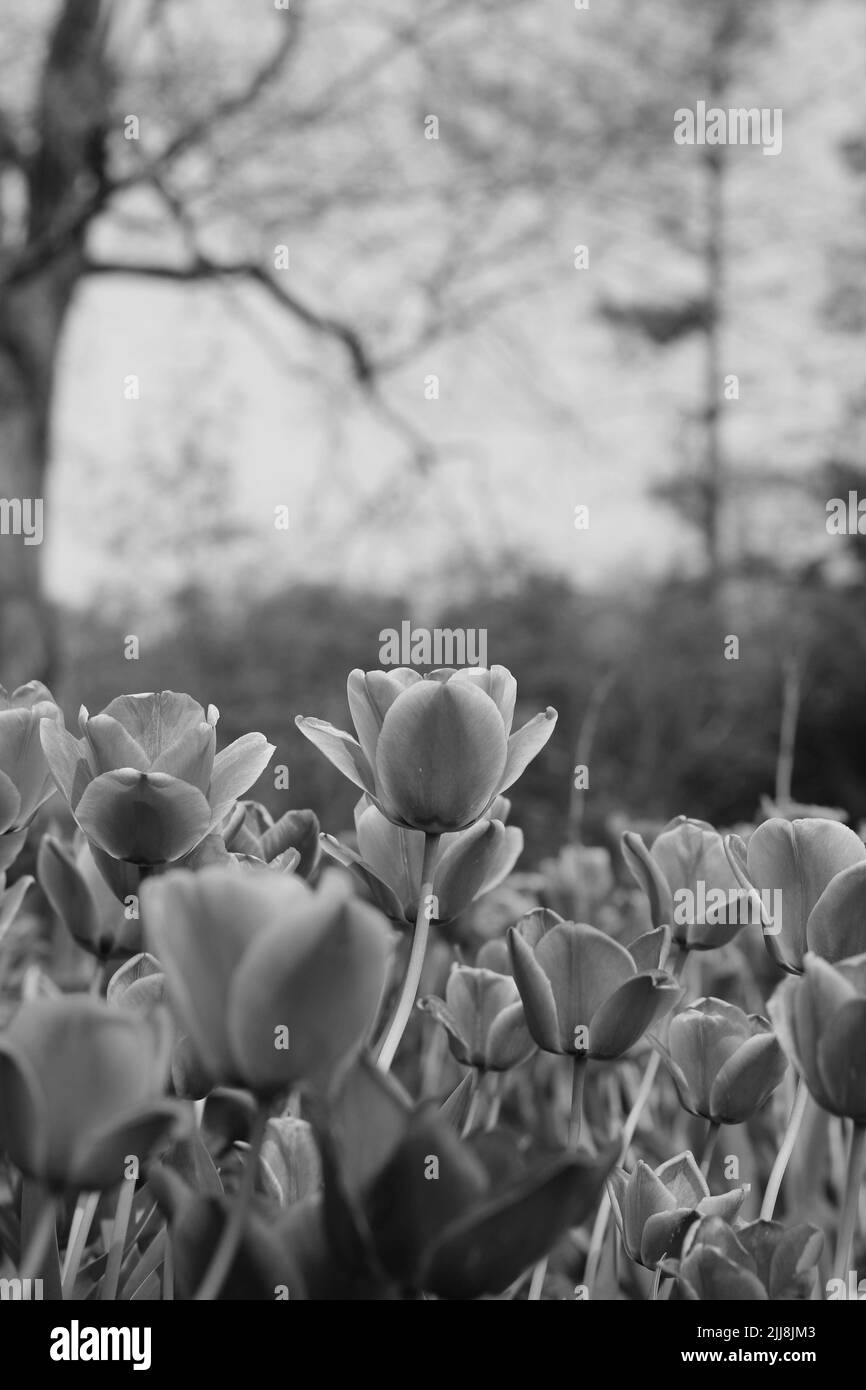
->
xmin=655 ymin=997 xmax=788 ymax=1124
xmin=625 ymin=817 xmax=747 ymax=952
xmin=0 ymin=681 xmax=62 ymax=870
xmin=419 ymin=965 xmax=536 ymax=1071
xmin=142 ymin=866 xmax=394 ymax=1097
xmin=508 ymin=915 xmax=680 ymax=1060
xmin=297 ymin=666 xmax=557 ymax=835
xmin=0 ymin=996 xmax=189 ymax=1190
xmin=725 ymin=817 xmax=866 ymax=973
xmin=608 ymin=1151 xmax=746 ymax=1268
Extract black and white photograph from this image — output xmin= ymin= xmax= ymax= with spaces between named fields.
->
xmin=0 ymin=0 xmax=865 ymax=1348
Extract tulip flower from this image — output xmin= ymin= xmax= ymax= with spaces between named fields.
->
xmin=673 ymin=1215 xmax=822 ymax=1300
xmin=223 ymin=801 xmax=320 ymax=877
xmin=725 ymin=816 xmax=866 ymax=973
xmin=419 ymin=965 xmax=536 ymax=1072
xmin=0 ymin=996 xmax=189 ymax=1190
xmin=322 ymin=795 xmax=523 ymax=928
xmin=284 ymin=1057 xmax=616 ymax=1299
xmin=779 ymin=953 xmax=866 ymax=1122
xmin=142 ymin=865 xmax=393 ymax=1096
xmin=608 ymin=1151 xmax=746 ymax=1268
xmin=38 ymin=833 xmax=141 ymax=959
xmin=0 ymin=681 xmax=62 ymax=870
xmin=296 ymin=666 xmax=556 ymax=835
xmin=508 ymin=915 xmax=681 ymax=1062
xmin=653 ymin=997 xmax=787 ymax=1125
xmin=40 ymin=691 xmax=274 ymax=870
xmin=623 ymin=817 xmax=748 ymax=952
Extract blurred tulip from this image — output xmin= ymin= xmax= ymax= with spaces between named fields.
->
xmin=508 ymin=914 xmax=680 ymax=1060
xmin=623 ymin=817 xmax=747 ymax=951
xmin=288 ymin=1057 xmax=615 ymax=1299
xmin=780 ymin=952 xmax=866 ymax=1121
xmin=223 ymin=801 xmax=320 ymax=877
xmin=258 ymin=1117 xmax=322 ymax=1208
xmin=322 ymin=795 xmax=522 ymax=927
xmin=0 ymin=681 xmax=62 ymax=869
xmin=0 ymin=996 xmax=189 ymax=1190
xmin=725 ymin=816 xmax=866 ymax=973
xmin=673 ymin=1214 xmax=822 ymax=1300
xmin=297 ymin=666 xmax=556 ymax=834
xmin=419 ymin=964 xmax=536 ymax=1071
xmin=40 ymin=691 xmax=274 ymax=870
xmin=38 ymin=833 xmax=140 ymax=959
xmin=107 ymin=953 xmax=213 ymax=1099
xmin=142 ymin=865 xmax=393 ymax=1096
xmin=654 ymin=997 xmax=787 ymax=1125
xmin=608 ymin=1151 xmax=746 ymax=1268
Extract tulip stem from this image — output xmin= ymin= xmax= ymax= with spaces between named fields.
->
xmin=834 ymin=1121 xmax=866 ymax=1283
xmin=760 ymin=1075 xmax=809 ymax=1221
xmin=195 ymin=1106 xmax=269 ymax=1301
xmin=376 ymin=833 xmax=440 ymax=1073
xmin=19 ymin=1186 xmax=56 ymax=1283
xmin=699 ymin=1121 xmax=721 ymax=1178
xmin=584 ymin=1049 xmax=663 ymax=1292
xmin=61 ymin=1190 xmax=100 ymax=1297
xmin=651 ymin=1260 xmax=665 ymax=1301
xmin=485 ymin=1074 xmax=503 ymax=1131
xmin=102 ymin=1175 xmax=137 ymax=1300
xmin=569 ymin=1056 xmax=587 ymax=1148
xmin=527 ymin=1256 xmax=548 ymax=1301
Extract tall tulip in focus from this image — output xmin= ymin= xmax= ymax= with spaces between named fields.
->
xmin=0 ymin=681 xmax=62 ymax=869
xmin=623 ymin=816 xmax=748 ymax=953
xmin=298 ymin=666 xmax=556 ymax=1071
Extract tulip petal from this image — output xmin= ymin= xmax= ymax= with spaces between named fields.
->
xmin=417 ymin=995 xmax=471 ymax=1065
xmin=677 ymin=1247 xmax=768 ymax=1301
xmin=100 ymin=692 xmax=208 ymax=761
xmin=0 ymin=769 xmax=21 ymax=834
xmin=655 ymin=1150 xmax=709 ymax=1207
xmin=628 ymin=926 xmax=671 ymax=972
xmin=229 ymin=884 xmax=393 ymax=1093
xmin=0 ymin=708 xmax=53 ymax=821
xmin=422 ymin=1144 xmax=616 ymax=1300
xmin=816 ymin=998 xmax=866 ymax=1121
xmin=76 ymin=771 xmax=212 ymax=865
xmin=590 ymin=971 xmax=680 ymax=1060
xmin=511 ymin=907 xmax=564 ymax=949
xmin=0 ymin=872 xmax=32 ymax=945
xmin=807 ymin=861 xmax=866 ymax=963
xmin=376 ymin=680 xmax=508 ymax=833
xmin=80 ymin=713 xmax=150 ymax=775
xmin=534 ymin=922 xmax=636 ymax=1051
xmin=497 ymin=708 xmax=557 ymax=795
xmin=143 ymin=868 xmax=296 ymax=1083
xmin=40 ymin=719 xmax=91 ymax=809
xmin=435 ymin=820 xmax=522 ymax=923
xmin=793 ymin=955 xmax=858 ymax=1112
xmin=450 ymin=666 xmax=517 ymax=734
xmin=208 ymin=733 xmax=275 ymax=817
xmin=709 ymin=1032 xmax=788 ymax=1124
xmin=485 ymin=1000 xmax=536 ymax=1071
xmin=37 ymin=835 xmax=102 ymax=954
xmin=507 ymin=927 xmax=563 ymax=1053
xmin=0 ymin=1039 xmax=46 ymax=1179
xmin=622 ymin=832 xmax=674 ymax=933
xmin=70 ymin=1099 xmax=191 ymax=1191
xmin=150 ymin=722 xmax=216 ymax=793
xmin=295 ymin=717 xmax=377 ymax=798
xmin=356 ymin=804 xmax=423 ymax=911
xmin=747 ymin=818 xmax=866 ymax=971
xmin=347 ymin=669 xmax=421 ymax=768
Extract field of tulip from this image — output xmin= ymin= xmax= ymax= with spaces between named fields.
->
xmin=0 ymin=668 xmax=863 ymax=1303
